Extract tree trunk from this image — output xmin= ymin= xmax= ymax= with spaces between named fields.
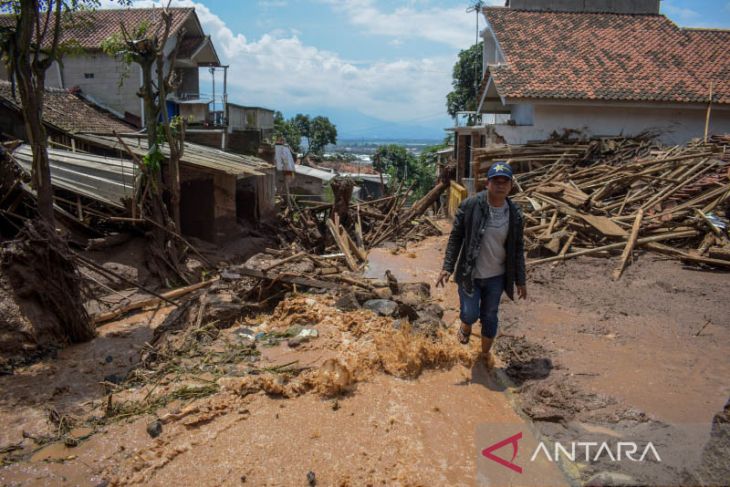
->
xmin=15 ymin=0 xmax=54 ymax=224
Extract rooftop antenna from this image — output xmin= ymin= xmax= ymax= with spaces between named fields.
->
xmin=466 ymin=1 xmax=485 ymax=114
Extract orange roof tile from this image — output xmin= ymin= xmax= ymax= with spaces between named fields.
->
xmin=483 ymin=7 xmax=730 ymax=105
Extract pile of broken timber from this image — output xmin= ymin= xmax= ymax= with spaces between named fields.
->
xmin=482 ymin=137 xmax=730 ymax=276
xmin=279 ymin=178 xmax=447 ymax=268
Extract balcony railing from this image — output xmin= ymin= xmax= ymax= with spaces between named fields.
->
xmin=454 ymin=111 xmax=512 ymax=128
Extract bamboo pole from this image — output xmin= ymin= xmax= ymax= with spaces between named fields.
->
xmin=612 ymin=209 xmax=644 ymax=281
xmin=527 ymin=229 xmax=698 ymax=266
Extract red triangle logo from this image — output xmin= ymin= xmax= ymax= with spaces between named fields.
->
xmin=481 ymin=432 xmax=523 ymax=474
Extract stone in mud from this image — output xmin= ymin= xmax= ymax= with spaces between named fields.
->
xmin=353 ymin=290 xmax=377 ymax=305
xmin=334 ymin=293 xmax=360 ymax=312
xmin=399 ymin=282 xmax=431 ymax=300
xmin=307 ymin=470 xmax=316 ymax=486
xmin=146 ymin=419 xmax=162 ymax=438
xmin=396 ymin=302 xmax=419 ymax=321
xmin=363 ymin=299 xmax=398 ymax=317
xmin=372 ymin=287 xmax=393 ymax=300
xmin=419 ymin=303 xmax=444 ymax=319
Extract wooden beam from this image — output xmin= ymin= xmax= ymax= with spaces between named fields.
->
xmin=612 ymin=209 xmax=643 ymax=281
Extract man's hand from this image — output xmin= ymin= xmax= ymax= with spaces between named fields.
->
xmin=517 ymin=285 xmax=527 ymax=300
xmin=436 ymin=271 xmax=451 ymax=288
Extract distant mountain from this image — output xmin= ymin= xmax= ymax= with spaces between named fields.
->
xmin=279 ymin=106 xmax=452 ymax=141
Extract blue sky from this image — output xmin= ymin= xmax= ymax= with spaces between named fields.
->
xmin=110 ymin=0 xmax=730 ymax=139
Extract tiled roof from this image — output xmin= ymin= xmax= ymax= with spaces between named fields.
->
xmin=0 ymin=81 xmax=136 ymax=134
xmin=0 ymin=7 xmax=193 ymax=50
xmin=483 ymin=7 xmax=730 ymax=105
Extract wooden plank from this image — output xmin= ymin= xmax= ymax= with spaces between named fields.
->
xmin=236 ymin=267 xmax=341 ymax=289
xmin=708 ymin=247 xmax=730 ymax=261
xmin=92 ymin=278 xmax=218 ymax=325
xmin=527 ymin=229 xmax=698 ymax=266
xmin=612 ymin=209 xmax=643 ymax=281
xmin=327 ymin=219 xmax=359 ymax=271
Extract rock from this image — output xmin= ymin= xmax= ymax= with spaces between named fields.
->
xmin=335 ymin=293 xmax=361 ymax=311
xmin=146 ymin=419 xmax=162 ymax=438
xmin=420 ymin=303 xmax=444 ymax=319
xmin=363 ymin=299 xmax=398 ymax=317
xmin=397 ymin=292 xmax=421 ymax=308
xmin=585 ymin=471 xmax=638 ymax=486
xmin=396 ymin=302 xmax=419 ymax=321
xmin=105 ymin=355 xmax=113 ymax=363
xmin=307 ymin=470 xmax=316 ymax=486
xmin=353 ymin=290 xmax=377 ymax=304
xmin=399 ymin=282 xmax=431 ymax=300
xmin=304 ymin=298 xmax=317 ymax=306
xmin=372 ymin=287 xmax=393 ymax=300
xmin=287 ymin=337 xmax=304 ymax=348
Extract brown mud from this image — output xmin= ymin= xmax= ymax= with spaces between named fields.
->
xmin=0 ymin=239 xmax=568 ymax=486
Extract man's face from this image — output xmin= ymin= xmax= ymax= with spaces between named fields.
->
xmin=487 ymin=176 xmax=513 ymax=197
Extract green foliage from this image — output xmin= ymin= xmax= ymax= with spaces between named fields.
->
xmin=274 ymin=112 xmax=337 ymax=156
xmin=292 ymin=113 xmax=337 ymax=157
xmin=273 ymin=111 xmax=302 ymax=153
xmin=446 ymin=41 xmax=483 ymax=118
xmin=373 ymin=144 xmax=440 ymax=200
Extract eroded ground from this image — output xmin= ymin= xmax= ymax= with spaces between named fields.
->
xmin=1 ymin=224 xmax=728 ymax=486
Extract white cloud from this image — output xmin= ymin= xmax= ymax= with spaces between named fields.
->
xmin=323 ymin=0 xmax=502 ymax=49
xmin=102 ymin=0 xmax=457 ymax=124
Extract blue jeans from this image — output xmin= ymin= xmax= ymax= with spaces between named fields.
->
xmin=458 ymin=275 xmax=505 ymax=339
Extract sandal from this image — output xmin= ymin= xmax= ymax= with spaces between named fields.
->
xmin=457 ymin=323 xmax=472 ymax=345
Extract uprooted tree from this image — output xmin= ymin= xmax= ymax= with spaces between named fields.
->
xmin=101 ymin=6 xmax=190 ymax=284
xmin=0 ymin=0 xmax=135 ymax=346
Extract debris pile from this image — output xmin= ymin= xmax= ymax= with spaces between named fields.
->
xmin=277 ymin=177 xmax=446 ymax=266
xmin=88 ymin=270 xmax=471 ymax=427
xmin=476 ymin=136 xmax=730 ymax=275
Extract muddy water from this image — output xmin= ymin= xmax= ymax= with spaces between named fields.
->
xmin=369 ymin=227 xmax=730 ymax=427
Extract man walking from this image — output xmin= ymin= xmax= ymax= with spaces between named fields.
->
xmin=436 ymin=162 xmax=527 ymax=368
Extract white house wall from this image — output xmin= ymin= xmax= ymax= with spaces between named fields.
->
xmin=494 ymin=103 xmax=730 ymax=145
xmin=56 ymin=54 xmax=143 ymax=118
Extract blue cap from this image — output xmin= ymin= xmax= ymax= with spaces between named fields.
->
xmin=487 ymin=162 xmax=513 ymax=180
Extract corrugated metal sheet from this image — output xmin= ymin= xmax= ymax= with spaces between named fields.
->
xmin=11 ymin=145 xmax=137 ymax=209
xmin=77 ymin=134 xmax=273 ymax=177
xmin=295 ymin=164 xmax=336 ymax=182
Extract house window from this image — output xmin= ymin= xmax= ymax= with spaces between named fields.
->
xmin=84 ymin=73 xmax=94 ymax=79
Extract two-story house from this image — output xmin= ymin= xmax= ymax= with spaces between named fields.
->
xmin=1 ymin=7 xmax=224 ymax=129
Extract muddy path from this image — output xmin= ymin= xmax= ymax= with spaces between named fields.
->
xmin=367 ymin=227 xmax=730 ymax=485
xmin=0 ymin=242 xmax=568 ymax=486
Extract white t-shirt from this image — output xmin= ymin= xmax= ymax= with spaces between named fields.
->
xmin=474 ymin=202 xmax=509 ymax=279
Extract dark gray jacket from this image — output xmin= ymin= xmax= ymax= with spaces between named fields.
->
xmin=442 ymin=190 xmax=526 ymax=300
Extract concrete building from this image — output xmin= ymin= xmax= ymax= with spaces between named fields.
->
xmin=0 ymin=8 xmax=223 ymax=128
xmin=451 ymin=0 xmax=730 ymax=186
